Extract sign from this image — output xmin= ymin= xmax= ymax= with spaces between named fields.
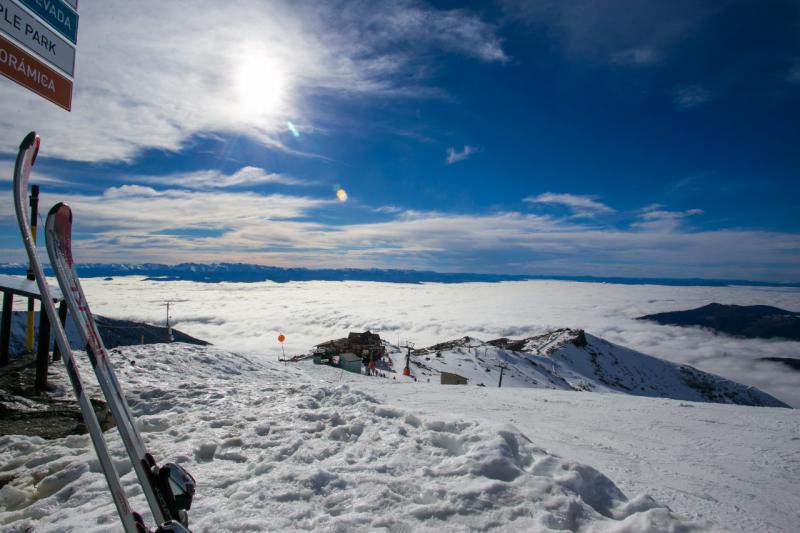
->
xmin=62 ymin=0 xmax=74 ymax=10
xmin=0 ymin=33 xmax=71 ymax=110
xmin=0 ymin=0 xmax=74 ymax=75
xmin=15 ymin=0 xmax=77 ymax=44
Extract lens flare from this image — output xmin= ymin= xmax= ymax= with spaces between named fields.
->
xmin=287 ymin=121 xmax=300 ymax=137
xmin=336 ymin=188 xmax=348 ymax=202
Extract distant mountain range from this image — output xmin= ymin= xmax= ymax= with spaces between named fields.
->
xmin=1 ymin=262 xmax=798 ymax=287
xmin=639 ymin=303 xmax=800 ymax=341
xmin=403 ymin=329 xmax=790 ymax=408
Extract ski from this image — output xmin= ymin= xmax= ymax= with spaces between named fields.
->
xmin=13 ymin=132 xmax=143 ymax=533
xmin=45 ymin=202 xmax=195 ymax=530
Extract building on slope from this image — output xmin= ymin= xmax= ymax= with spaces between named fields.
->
xmin=313 ymin=331 xmax=388 ymax=374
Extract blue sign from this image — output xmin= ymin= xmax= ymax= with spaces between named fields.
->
xmin=16 ymin=0 xmax=77 ymax=44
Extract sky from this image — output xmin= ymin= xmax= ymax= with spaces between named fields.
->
xmin=0 ymin=0 xmax=798 ymax=282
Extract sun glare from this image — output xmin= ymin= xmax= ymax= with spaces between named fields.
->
xmin=236 ymin=50 xmax=288 ymax=117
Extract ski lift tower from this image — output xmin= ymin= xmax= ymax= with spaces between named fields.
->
xmin=164 ymin=301 xmax=174 ymax=343
xmin=403 ymin=341 xmax=414 ymax=377
xmin=466 ymin=338 xmax=482 ymax=355
xmin=497 ymin=362 xmax=509 ymax=388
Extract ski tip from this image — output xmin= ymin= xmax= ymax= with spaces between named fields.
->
xmin=20 ymin=131 xmax=36 ymax=149
xmin=19 ymin=132 xmax=40 ymax=162
xmin=48 ymin=202 xmax=72 ymax=220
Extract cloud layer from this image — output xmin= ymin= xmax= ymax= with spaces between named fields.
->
xmin=67 ymin=276 xmax=800 ymax=408
xmin=136 ymin=167 xmax=311 ymax=189
xmin=524 ymin=193 xmax=614 ymax=217
xmin=445 ymin=145 xmax=477 ymax=164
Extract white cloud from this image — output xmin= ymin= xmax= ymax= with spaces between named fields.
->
xmin=374 ymin=205 xmax=404 ymax=214
xmin=673 ymin=84 xmax=712 ymax=109
xmin=631 ymin=206 xmax=703 ymax=232
xmin=0 ymin=1 xmax=506 ymax=163
xmin=136 ymin=167 xmax=310 ymax=189
xmin=524 ymin=192 xmax=614 ymax=217
xmin=445 ymin=145 xmax=477 ymax=164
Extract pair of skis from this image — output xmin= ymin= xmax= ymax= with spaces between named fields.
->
xmin=13 ymin=132 xmax=195 ymax=533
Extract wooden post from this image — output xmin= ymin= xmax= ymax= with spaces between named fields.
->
xmin=51 ymin=300 xmax=68 ymax=362
xmin=35 ymin=300 xmax=50 ymax=390
xmin=0 ymin=290 xmax=13 ymax=367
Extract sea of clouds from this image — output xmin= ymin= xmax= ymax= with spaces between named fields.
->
xmin=22 ymin=277 xmax=797 ymax=408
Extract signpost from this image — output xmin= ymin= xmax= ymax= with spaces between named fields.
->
xmin=15 ymin=0 xmax=77 ymax=44
xmin=0 ymin=0 xmax=76 ymax=110
xmin=0 ymin=0 xmax=75 ymax=76
xmin=0 ymin=33 xmax=71 ymax=109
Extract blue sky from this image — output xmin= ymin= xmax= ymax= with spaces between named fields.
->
xmin=0 ymin=0 xmax=798 ymax=281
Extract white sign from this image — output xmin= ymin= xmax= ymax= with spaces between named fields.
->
xmin=0 ymin=0 xmax=74 ymax=76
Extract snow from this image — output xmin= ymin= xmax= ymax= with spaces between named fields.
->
xmin=0 ymin=274 xmax=63 ymax=300
xmin=353 ymin=376 xmax=800 ymax=533
xmin=1 ymin=344 xmax=717 ymax=532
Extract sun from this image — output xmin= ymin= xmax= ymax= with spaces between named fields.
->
xmin=235 ymin=48 xmax=288 ymax=118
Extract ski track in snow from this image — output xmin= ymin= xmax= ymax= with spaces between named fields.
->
xmin=0 ymin=344 xmax=713 ymax=532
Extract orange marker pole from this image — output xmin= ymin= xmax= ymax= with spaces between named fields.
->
xmin=278 ymin=333 xmax=286 ymax=363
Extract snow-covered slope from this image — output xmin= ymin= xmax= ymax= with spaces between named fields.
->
xmin=396 ymin=329 xmax=788 ymax=407
xmin=1 ymin=343 xmax=712 ymax=532
xmin=348 ymin=373 xmax=800 ymax=533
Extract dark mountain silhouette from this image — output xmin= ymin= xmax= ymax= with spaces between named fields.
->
xmin=759 ymin=357 xmax=800 ymax=371
xmin=639 ymin=303 xmax=800 ymax=341
xmin=5 ymin=311 xmax=208 ymax=358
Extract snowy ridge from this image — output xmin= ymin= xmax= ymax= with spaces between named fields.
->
xmin=403 ymin=329 xmax=789 ymax=407
xmin=0 ymin=343 xmax=706 ymax=532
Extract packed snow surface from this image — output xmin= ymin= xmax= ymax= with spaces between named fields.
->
xmin=1 ymin=342 xmax=798 ymax=532
xmin=1 ymin=343 xmax=718 ymax=532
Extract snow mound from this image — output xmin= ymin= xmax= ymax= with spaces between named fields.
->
xmin=0 ymin=343 xmax=706 ymax=532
